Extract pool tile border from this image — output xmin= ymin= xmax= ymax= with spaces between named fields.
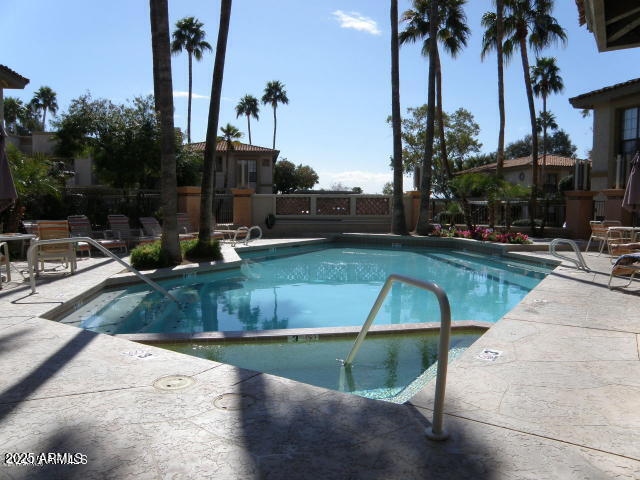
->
xmin=116 ymin=320 xmax=492 ymax=344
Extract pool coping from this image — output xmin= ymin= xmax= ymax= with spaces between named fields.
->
xmin=116 ymin=320 xmax=492 ymax=344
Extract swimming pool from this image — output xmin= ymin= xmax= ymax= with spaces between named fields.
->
xmin=59 ymin=244 xmax=551 ymax=335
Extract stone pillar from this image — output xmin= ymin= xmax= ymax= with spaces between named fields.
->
xmin=407 ymin=191 xmax=420 ymax=231
xmin=177 ymin=186 xmax=201 ymax=230
xmin=232 ymin=188 xmax=254 ymax=227
xmin=601 ymin=189 xmax=632 ymax=225
xmin=564 ymin=191 xmax=597 ymax=239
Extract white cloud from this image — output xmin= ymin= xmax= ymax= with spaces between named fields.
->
xmin=318 ymin=170 xmax=392 ymax=194
xmin=173 ymin=91 xmax=209 ymax=99
xmin=332 ymin=10 xmax=381 ymax=35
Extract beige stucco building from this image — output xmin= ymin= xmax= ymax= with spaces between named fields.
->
xmin=456 ymin=155 xmax=583 ymax=193
xmin=569 ymin=80 xmax=640 ymax=192
xmin=186 ymin=140 xmax=279 ymax=194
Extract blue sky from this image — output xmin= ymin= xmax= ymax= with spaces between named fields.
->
xmin=2 ymin=1 xmax=637 ymax=192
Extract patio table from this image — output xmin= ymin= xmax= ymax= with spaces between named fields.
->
xmin=0 ymin=233 xmax=36 ymax=287
xmin=608 ymin=226 xmax=640 ymax=243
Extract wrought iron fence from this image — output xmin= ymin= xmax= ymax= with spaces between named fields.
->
xmin=63 ymin=187 xmax=162 ymax=229
xmin=431 ymin=199 xmax=566 ymax=228
xmin=213 ymin=195 xmax=234 ymax=224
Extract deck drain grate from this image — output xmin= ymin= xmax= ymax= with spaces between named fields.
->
xmin=152 ymin=375 xmax=195 ymax=391
xmin=213 ymin=393 xmax=256 ymax=411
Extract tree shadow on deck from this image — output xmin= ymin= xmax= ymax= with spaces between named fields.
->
xmin=234 ymin=372 xmax=495 ymax=479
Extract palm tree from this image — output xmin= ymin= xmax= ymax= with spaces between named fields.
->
xmin=199 ymin=0 xmax=232 ymax=244
xmin=219 ymin=123 xmax=243 ymax=191
xmin=171 ymin=17 xmax=212 ymax=144
xmin=400 ymin=0 xmax=469 ymax=182
xmin=532 ymin=57 xmax=563 ymax=185
xmin=261 ymin=81 xmax=289 ymax=150
xmin=31 ymin=86 xmax=58 ymax=131
xmin=481 ymin=0 xmax=566 ymax=232
xmin=399 ymin=0 xmax=440 ymax=234
xmin=149 ymin=0 xmax=181 ymax=264
xmin=3 ymin=97 xmax=24 ymax=133
xmin=480 ymin=1 xmax=506 ymax=178
xmin=235 ymin=95 xmax=259 ymax=145
xmin=390 ymin=0 xmax=408 ymax=235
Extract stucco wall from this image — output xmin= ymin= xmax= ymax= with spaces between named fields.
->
xmin=252 ymin=194 xmax=394 ymax=236
xmin=73 ymin=157 xmax=94 ymax=186
xmin=31 ymin=132 xmax=56 ymax=155
xmin=590 ymin=93 xmax=640 ymax=190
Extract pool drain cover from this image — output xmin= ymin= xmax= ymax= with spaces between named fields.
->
xmin=213 ymin=393 xmax=256 ymax=411
xmin=153 ymin=375 xmax=195 ymax=391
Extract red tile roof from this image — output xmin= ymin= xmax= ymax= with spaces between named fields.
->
xmin=569 ymin=78 xmax=640 ymax=106
xmin=186 ymin=140 xmax=279 ymax=155
xmin=457 ymin=155 xmax=586 ymax=175
xmin=0 ymin=64 xmax=29 ymax=89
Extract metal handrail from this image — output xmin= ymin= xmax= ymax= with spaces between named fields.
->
xmin=245 ymin=226 xmax=263 ymax=245
xmin=27 ymin=237 xmax=178 ymax=302
xmin=341 ymin=274 xmax=452 ymax=441
xmin=549 ymin=238 xmax=590 ymax=271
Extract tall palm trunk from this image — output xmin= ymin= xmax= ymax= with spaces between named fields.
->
xmin=415 ymin=0 xmax=438 ymax=235
xmin=187 ymin=51 xmax=193 ymax=143
xmin=541 ymin=94 xmax=547 ymax=188
xmin=494 ymin=0 xmax=506 ymax=228
xmin=42 ymin=107 xmax=47 ymax=131
xmin=199 ymin=0 xmax=232 ymax=244
xmin=246 ymin=114 xmax=252 ymax=144
xmin=272 ymin=103 xmax=277 ymax=149
xmin=390 ymin=0 xmax=408 ymax=235
xmin=149 ymin=0 xmax=181 ymax=263
xmin=518 ymin=32 xmax=538 ymax=234
xmin=495 ymin=0 xmax=505 ymax=178
xmin=435 ymin=54 xmax=450 ymax=181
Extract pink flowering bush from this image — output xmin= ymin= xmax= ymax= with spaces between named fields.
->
xmin=429 ymin=226 xmax=530 ymax=244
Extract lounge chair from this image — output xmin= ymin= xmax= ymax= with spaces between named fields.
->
xmin=609 ymin=246 xmax=640 ymax=289
xmin=139 ymin=217 xmax=163 ymax=241
xmin=175 ymin=213 xmax=262 ymax=245
xmin=140 ymin=217 xmax=196 ymax=241
xmin=35 ymin=220 xmax=77 ymax=274
xmin=0 ymin=242 xmax=10 ymax=284
xmin=176 ymin=213 xmax=223 ymax=240
xmin=106 ymin=215 xmax=155 ymax=248
xmin=68 ymin=215 xmax=127 ymax=254
xmin=585 ymin=220 xmax=623 ymax=255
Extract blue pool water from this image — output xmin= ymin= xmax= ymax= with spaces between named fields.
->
xmin=60 ymin=244 xmax=551 ymax=335
xmin=160 ymin=330 xmax=482 ymax=403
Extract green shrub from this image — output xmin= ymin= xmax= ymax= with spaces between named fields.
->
xmin=182 ymin=239 xmax=221 ymax=262
xmin=130 ymin=241 xmax=174 ymax=270
xmin=129 ymin=238 xmax=222 ymax=270
xmin=512 ymin=218 xmax=542 ymax=227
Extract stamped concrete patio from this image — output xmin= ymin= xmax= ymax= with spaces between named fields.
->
xmin=0 ymin=240 xmax=639 ymax=479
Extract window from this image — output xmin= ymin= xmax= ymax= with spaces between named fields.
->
xmin=215 ymin=156 xmax=223 ymax=172
xmin=262 ymin=158 xmax=271 ymax=168
xmin=236 ymin=159 xmax=257 ymax=189
xmin=620 ymin=107 xmax=640 ymax=184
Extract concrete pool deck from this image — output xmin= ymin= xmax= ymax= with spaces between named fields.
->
xmin=0 ymin=240 xmax=639 ymax=478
